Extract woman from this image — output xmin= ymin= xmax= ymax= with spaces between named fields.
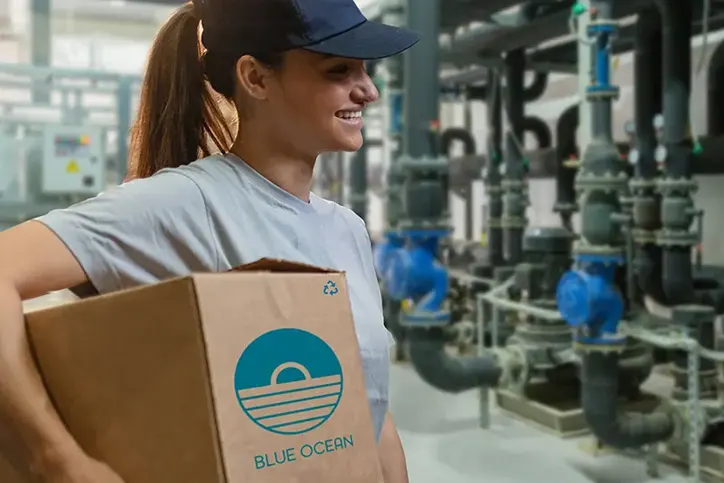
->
xmin=0 ymin=0 xmax=419 ymax=481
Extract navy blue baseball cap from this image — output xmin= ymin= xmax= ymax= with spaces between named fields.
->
xmin=196 ymin=0 xmax=420 ymax=60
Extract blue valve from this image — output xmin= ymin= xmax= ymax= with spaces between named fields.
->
xmin=556 ymin=257 xmax=624 ymax=345
xmin=373 ymin=231 xmax=405 ymax=279
xmin=378 ymin=233 xmax=450 ymax=327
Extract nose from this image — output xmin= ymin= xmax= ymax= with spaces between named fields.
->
xmin=351 ymin=71 xmax=379 ymax=104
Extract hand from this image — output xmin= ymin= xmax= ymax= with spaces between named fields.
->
xmin=35 ymin=453 xmax=125 ymax=483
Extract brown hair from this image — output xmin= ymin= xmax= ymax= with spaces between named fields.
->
xmin=126 ymin=2 xmax=235 ymax=180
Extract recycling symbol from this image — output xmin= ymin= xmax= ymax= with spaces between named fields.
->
xmin=323 ymin=280 xmax=339 ymax=296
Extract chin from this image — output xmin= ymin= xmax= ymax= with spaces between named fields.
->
xmin=333 ymin=133 xmax=364 ymax=152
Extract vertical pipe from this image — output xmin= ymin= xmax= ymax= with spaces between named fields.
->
xmin=403 ymin=0 xmax=440 ymax=158
xmin=116 ymin=78 xmax=132 ymax=183
xmin=554 ymin=105 xmax=578 ymax=230
xmin=657 ymin=0 xmax=695 ymax=305
xmin=486 ymin=69 xmax=504 ymax=266
xmin=31 ymin=0 xmax=51 ymax=104
xmin=502 ymin=49 xmax=526 ymax=265
xmin=350 ymin=126 xmax=368 ymax=222
xmin=578 ymin=0 xmax=592 ymax=148
xmin=632 ymin=7 xmax=664 ymax=302
xmin=660 ymin=1 xmax=692 ymax=179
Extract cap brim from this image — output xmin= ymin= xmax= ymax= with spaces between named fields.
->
xmin=303 ymin=20 xmax=420 ymax=60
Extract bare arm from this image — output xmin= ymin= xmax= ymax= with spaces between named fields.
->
xmin=0 ymin=221 xmax=121 ymax=481
xmin=378 ymin=410 xmax=408 ymax=483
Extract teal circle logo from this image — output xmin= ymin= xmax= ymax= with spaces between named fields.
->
xmin=234 ymin=328 xmax=344 ymax=435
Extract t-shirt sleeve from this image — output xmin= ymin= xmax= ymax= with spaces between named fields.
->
xmin=34 ymin=170 xmax=220 ymax=294
xmin=345 ymin=209 xmax=398 ymax=349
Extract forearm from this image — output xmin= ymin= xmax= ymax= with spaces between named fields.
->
xmin=378 ymin=410 xmax=408 ymax=483
xmin=0 ymin=283 xmax=80 ymax=477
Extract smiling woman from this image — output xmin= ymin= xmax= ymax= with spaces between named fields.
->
xmin=0 ymin=0 xmax=419 ymax=482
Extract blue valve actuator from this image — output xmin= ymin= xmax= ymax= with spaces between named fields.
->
xmin=556 ymin=264 xmax=624 ymax=343
xmin=372 ymin=232 xmax=405 ymax=279
xmin=386 ymin=245 xmax=448 ymax=311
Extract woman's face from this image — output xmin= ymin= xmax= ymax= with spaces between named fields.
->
xmin=249 ymin=49 xmax=380 ymax=156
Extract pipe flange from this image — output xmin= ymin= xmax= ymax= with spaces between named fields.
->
xmin=656 ymin=178 xmax=698 ymax=195
xmin=487 ymin=186 xmax=504 ymax=194
xmin=576 ymin=171 xmax=628 ymax=193
xmin=572 ymin=340 xmax=627 ymax=354
xmin=629 ymin=178 xmax=657 ymax=192
xmin=656 ymin=229 xmax=698 ymax=247
xmin=572 ymin=242 xmax=624 ymax=259
xmin=553 ymin=202 xmax=578 ymax=213
xmin=497 ymin=345 xmax=529 ymax=394
xmin=488 ymin=218 xmax=503 ymax=228
xmin=501 ymin=217 xmax=527 ymax=228
xmin=631 ymin=228 xmax=657 ymax=244
xmin=501 ymin=179 xmax=527 ymax=190
xmin=585 ymin=88 xmax=620 ymax=101
xmin=661 ymin=400 xmax=708 ymax=444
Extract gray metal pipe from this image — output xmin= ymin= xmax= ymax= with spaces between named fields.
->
xmin=582 ymin=352 xmax=675 ymax=448
xmin=349 ymin=127 xmax=368 ymax=222
xmin=574 ymin=0 xmax=676 ymax=451
xmin=656 ymin=0 xmax=695 ymax=305
xmin=502 ymin=49 xmax=527 ymax=265
xmin=632 ymin=6 xmax=665 ymax=303
xmin=403 ymin=0 xmax=440 ymax=158
xmin=554 ymin=104 xmax=578 ymax=230
xmin=407 ymin=329 xmax=502 ymax=392
xmin=486 ymin=69 xmax=505 ymax=267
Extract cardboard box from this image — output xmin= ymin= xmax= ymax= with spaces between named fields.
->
xmin=0 ymin=259 xmax=383 ymax=483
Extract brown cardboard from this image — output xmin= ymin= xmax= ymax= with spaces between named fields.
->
xmin=0 ymin=259 xmax=382 ymax=483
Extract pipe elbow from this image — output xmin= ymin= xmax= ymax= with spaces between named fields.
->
xmin=440 ymin=128 xmax=476 ymax=156
xmin=407 ymin=329 xmax=502 ymax=393
xmin=522 ymin=116 xmax=552 ymax=149
xmin=523 ymin=72 xmax=548 ymax=102
xmin=582 ymin=352 xmax=675 ymax=449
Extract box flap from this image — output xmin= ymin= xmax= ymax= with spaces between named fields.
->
xmin=231 ymin=258 xmax=339 ymax=274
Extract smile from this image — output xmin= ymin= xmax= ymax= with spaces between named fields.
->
xmin=335 ymin=110 xmax=363 ymax=125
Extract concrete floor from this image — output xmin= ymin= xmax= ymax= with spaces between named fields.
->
xmin=390 ymin=362 xmax=690 ymax=483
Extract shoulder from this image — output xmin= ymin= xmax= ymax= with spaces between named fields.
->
xmin=312 ymin=194 xmax=368 ymax=240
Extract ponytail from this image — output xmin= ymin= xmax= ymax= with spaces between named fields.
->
xmin=127 ymin=2 xmax=235 ymax=180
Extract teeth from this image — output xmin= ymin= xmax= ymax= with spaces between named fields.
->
xmin=338 ymin=111 xmax=362 ymax=120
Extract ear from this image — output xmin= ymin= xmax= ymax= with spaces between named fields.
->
xmin=234 ymin=55 xmax=274 ymax=101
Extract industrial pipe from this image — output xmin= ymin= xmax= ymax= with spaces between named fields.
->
xmin=521 ymin=116 xmax=552 ymax=149
xmin=656 ymin=0 xmax=696 ymax=305
xmin=557 ymin=0 xmax=676 ymax=451
xmin=582 ymin=352 xmax=675 ymax=448
xmin=707 ymin=42 xmax=724 ymax=137
xmin=554 ymin=104 xmax=578 ymax=230
xmin=441 ymin=128 xmax=476 ymax=240
xmin=631 ymin=7 xmax=665 ymax=303
xmin=441 ymin=128 xmax=476 ymax=157
xmin=502 ymin=49 xmax=528 ymax=265
xmin=407 ymin=329 xmax=502 ymax=392
xmin=486 ymin=68 xmax=504 ymax=266
xmin=349 ymin=127 xmax=368 ymax=222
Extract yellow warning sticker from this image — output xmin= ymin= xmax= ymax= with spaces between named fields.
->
xmin=66 ymin=160 xmax=79 ymax=173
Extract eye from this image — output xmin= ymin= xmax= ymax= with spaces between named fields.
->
xmin=328 ymin=64 xmax=351 ymax=75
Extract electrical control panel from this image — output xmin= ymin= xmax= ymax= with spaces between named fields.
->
xmin=42 ymin=125 xmax=105 ymax=196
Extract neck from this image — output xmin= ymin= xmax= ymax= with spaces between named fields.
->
xmin=230 ymin=127 xmax=316 ymax=202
